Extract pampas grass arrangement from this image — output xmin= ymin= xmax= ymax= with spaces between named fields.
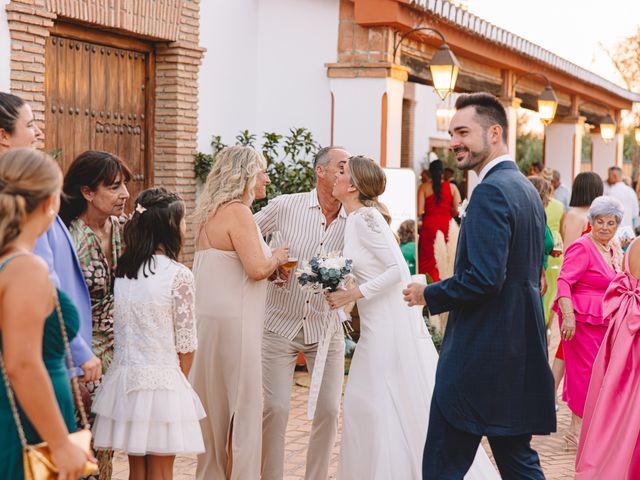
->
xmin=432 ymin=219 xmax=460 ymax=335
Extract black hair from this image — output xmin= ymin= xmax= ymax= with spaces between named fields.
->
xmin=455 ymin=93 xmax=509 ymax=144
xmin=116 ymin=187 xmax=185 ymax=279
xmin=569 ymin=171 xmax=603 ymax=208
xmin=60 ymin=150 xmax=132 ymax=226
xmin=530 ymin=161 xmax=543 ymax=173
xmin=429 ymin=159 xmax=444 ymax=204
xmin=0 ymin=92 xmax=26 ymax=134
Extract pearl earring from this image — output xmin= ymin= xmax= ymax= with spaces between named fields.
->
xmin=48 ymin=209 xmax=56 ymax=217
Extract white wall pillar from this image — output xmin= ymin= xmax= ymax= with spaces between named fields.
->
xmin=500 ymin=97 xmax=521 ymax=157
xmin=330 ymin=75 xmax=405 ymax=166
xmin=1 ymin=0 xmax=12 ymax=92
xmin=592 ymin=132 xmax=620 ymax=181
xmin=544 ymin=117 xmax=584 ymax=185
xmin=615 ymin=132 xmax=624 ymax=168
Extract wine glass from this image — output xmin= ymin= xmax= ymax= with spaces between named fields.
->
xmin=266 ymin=231 xmax=287 ymax=286
xmin=411 ymin=274 xmax=432 ymax=338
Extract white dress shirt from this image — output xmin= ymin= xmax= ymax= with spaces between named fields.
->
xmin=478 ymin=154 xmax=515 ymax=183
xmin=605 ymin=181 xmax=639 ymax=229
xmin=254 ymin=190 xmax=347 ymax=344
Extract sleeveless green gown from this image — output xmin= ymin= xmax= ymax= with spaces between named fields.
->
xmin=0 ymin=258 xmax=79 ymax=478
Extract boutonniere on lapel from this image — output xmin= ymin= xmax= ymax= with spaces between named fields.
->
xmin=458 ymin=198 xmax=469 ymax=219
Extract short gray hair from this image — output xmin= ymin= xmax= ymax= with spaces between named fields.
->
xmin=552 ymin=170 xmax=561 ymax=182
xmin=587 ymin=195 xmax=624 ymax=224
xmin=313 ymin=146 xmax=347 ymax=168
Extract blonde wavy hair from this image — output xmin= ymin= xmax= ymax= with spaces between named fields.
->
xmin=0 ymin=148 xmax=61 ymax=255
xmin=193 ymin=145 xmax=267 ymax=231
xmin=348 ymin=155 xmax=392 ymax=224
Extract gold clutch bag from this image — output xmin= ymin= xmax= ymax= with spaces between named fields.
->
xmin=23 ymin=429 xmax=98 ymax=479
xmin=1 ymin=288 xmax=99 ymax=479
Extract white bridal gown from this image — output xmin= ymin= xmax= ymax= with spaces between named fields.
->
xmin=337 ymin=207 xmax=499 ymax=480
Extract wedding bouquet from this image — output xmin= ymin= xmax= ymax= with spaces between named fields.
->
xmin=296 ymin=251 xmax=353 ymax=293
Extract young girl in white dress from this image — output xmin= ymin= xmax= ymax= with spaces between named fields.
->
xmin=92 ymin=187 xmax=205 ymax=478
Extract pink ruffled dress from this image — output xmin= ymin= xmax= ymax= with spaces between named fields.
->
xmin=576 ymin=240 xmax=640 ymax=479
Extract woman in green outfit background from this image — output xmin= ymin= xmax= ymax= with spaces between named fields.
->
xmin=0 ymin=148 xmax=92 ymax=480
xmin=398 ymin=219 xmax=417 ymax=275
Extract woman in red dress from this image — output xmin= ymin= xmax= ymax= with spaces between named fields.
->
xmin=417 ymin=159 xmax=460 ymax=281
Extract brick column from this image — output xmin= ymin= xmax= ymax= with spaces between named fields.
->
xmin=154 ymin=0 xmax=203 ymax=262
xmin=5 ymin=0 xmax=55 ymax=145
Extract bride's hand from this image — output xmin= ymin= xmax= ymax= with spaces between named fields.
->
xmin=325 ymin=287 xmax=362 ymax=309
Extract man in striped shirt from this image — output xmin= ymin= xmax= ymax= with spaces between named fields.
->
xmin=255 ymin=146 xmax=349 ymax=480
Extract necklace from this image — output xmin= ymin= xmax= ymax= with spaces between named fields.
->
xmin=588 ymin=233 xmax=610 ymax=253
xmin=588 ymin=234 xmax=617 ymax=270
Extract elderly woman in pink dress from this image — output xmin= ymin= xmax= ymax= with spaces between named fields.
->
xmin=553 ymin=195 xmax=623 ymax=448
xmin=576 ymin=236 xmax=640 ymax=479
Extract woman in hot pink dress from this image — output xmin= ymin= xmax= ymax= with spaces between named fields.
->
xmin=553 ymin=196 xmax=623 ymax=447
xmin=576 ymin=237 xmax=640 ymax=479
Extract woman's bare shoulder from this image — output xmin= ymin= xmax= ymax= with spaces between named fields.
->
xmin=626 ymin=239 xmax=640 ymax=276
xmin=0 ymin=254 xmax=50 ymax=293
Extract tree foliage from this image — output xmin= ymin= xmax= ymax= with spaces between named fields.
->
xmin=515 ymin=110 xmax=543 ymax=175
xmin=194 ymin=128 xmax=320 ymax=211
xmin=601 ymin=29 xmax=640 ymax=176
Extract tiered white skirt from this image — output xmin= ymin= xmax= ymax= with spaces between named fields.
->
xmin=92 ymin=367 xmax=206 ymax=456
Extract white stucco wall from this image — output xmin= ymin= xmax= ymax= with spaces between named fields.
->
xmin=412 ymin=84 xmax=455 ymax=176
xmin=0 ymin=0 xmax=11 ymax=93
xmin=544 ymin=122 xmax=582 ymax=185
xmin=197 ymin=0 xmax=259 ymax=152
xmin=592 ymin=133 xmax=621 ymax=180
xmin=198 ymin=0 xmax=339 ymax=153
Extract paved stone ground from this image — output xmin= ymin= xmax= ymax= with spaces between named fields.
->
xmin=114 ymin=316 xmax=575 ymax=479
xmin=113 ymin=372 xmax=576 ymax=479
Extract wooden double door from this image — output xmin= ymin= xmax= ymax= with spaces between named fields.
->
xmin=45 ymin=23 xmax=154 ymax=209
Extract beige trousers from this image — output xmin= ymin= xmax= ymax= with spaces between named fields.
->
xmin=261 ymin=328 xmax=344 ymax=480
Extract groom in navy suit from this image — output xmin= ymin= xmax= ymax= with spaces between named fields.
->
xmin=404 ymin=93 xmax=555 ymax=479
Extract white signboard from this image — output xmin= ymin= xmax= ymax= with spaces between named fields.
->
xmin=380 ymin=168 xmax=417 ymax=232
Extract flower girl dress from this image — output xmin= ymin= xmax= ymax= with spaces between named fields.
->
xmin=92 ymin=255 xmax=205 ymax=455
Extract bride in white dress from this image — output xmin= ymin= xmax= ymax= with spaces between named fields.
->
xmin=326 ymin=156 xmax=499 ymax=479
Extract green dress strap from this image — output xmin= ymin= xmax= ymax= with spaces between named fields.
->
xmin=0 ymin=253 xmax=29 ymax=273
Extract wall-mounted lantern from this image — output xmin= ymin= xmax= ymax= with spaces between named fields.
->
xmin=393 ymin=27 xmax=460 ymax=100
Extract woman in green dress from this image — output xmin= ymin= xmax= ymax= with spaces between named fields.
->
xmin=0 ymin=148 xmax=92 ymax=479
xmin=60 ymin=150 xmax=131 ymax=480
xmin=398 ymin=219 xmax=417 ymax=275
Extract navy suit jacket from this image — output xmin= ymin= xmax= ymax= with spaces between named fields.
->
xmin=425 ymin=161 xmax=556 ymax=436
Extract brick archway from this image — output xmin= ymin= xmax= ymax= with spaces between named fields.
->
xmin=5 ymin=0 xmax=203 ymax=260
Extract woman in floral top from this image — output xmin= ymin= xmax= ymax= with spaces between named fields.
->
xmin=60 ymin=150 xmax=131 ymax=480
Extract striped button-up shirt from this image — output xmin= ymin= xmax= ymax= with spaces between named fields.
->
xmin=255 ymin=189 xmax=346 ymax=344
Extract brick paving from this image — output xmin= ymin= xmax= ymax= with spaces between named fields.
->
xmin=114 ymin=311 xmax=574 ymax=479
xmin=113 ymin=372 xmax=577 ymax=479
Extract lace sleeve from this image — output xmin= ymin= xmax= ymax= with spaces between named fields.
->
xmin=171 ymin=266 xmax=198 ymax=353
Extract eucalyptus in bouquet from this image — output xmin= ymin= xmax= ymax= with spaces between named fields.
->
xmin=296 ymin=251 xmax=353 ymax=293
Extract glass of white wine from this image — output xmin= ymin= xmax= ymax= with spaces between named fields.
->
xmin=266 ymin=231 xmax=288 ymax=286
